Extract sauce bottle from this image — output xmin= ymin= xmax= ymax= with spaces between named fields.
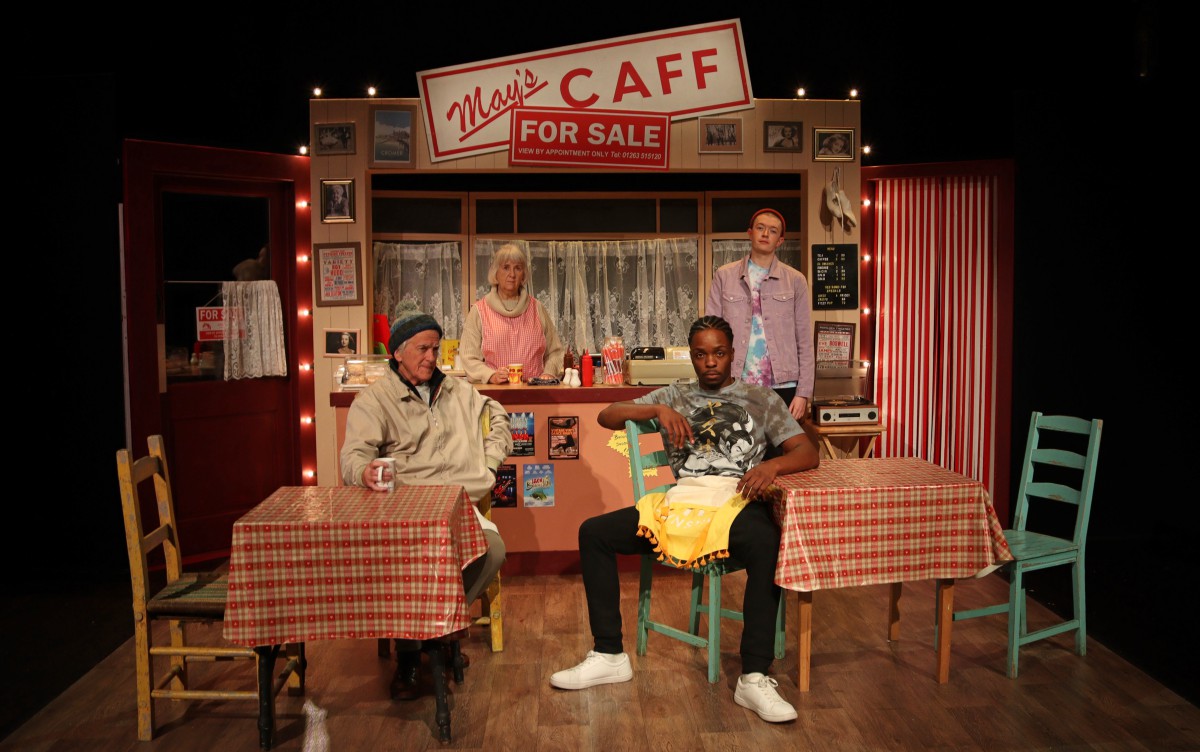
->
xmin=581 ymin=349 xmax=593 ymax=387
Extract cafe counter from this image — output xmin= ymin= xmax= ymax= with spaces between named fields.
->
xmin=331 ymin=382 xmax=659 ymax=570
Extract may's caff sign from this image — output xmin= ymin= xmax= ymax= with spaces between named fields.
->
xmin=417 ymin=20 xmax=752 ymax=162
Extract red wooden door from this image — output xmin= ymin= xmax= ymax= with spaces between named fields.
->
xmin=121 ymin=140 xmax=313 ymax=559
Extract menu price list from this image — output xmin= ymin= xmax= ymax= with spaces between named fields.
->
xmin=811 ymin=244 xmax=859 ymax=310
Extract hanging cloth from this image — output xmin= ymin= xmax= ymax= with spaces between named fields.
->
xmin=221 ymin=280 xmax=288 ymax=379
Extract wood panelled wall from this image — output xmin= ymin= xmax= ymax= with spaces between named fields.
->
xmin=309 ymin=97 xmax=862 ymax=493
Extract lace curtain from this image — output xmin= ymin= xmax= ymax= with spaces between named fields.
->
xmin=221 ymin=281 xmax=287 ymax=379
xmin=373 ymin=241 xmax=463 ymax=338
xmin=711 ymin=239 xmax=805 ymax=273
xmin=475 ymin=238 xmax=699 ymax=352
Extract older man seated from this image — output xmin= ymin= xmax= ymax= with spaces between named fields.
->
xmin=341 ymin=308 xmax=511 ymax=700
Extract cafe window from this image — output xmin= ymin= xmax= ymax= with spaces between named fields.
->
xmin=372 ymin=192 xmax=468 ymax=337
xmin=372 ymin=240 xmax=464 ymax=339
xmin=369 ymin=187 xmax=804 ymax=349
xmin=473 ymin=236 xmax=699 ymax=352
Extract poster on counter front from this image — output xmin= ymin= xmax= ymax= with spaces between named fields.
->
xmin=523 ymin=463 xmax=555 ymax=507
xmin=491 ymin=464 xmax=517 ymax=508
xmin=548 ymin=416 xmax=580 ymax=460
xmin=510 ymin=412 xmax=535 ymax=456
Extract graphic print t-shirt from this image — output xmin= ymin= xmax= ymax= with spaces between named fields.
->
xmin=634 ymin=380 xmax=801 ymax=478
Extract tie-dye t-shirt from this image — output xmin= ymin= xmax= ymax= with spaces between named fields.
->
xmin=741 ymin=261 xmax=774 ymax=387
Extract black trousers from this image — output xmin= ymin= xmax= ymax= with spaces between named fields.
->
xmin=578 ymin=501 xmax=782 ymax=675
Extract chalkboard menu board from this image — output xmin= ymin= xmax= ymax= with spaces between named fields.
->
xmin=811 ymin=244 xmax=858 ymax=310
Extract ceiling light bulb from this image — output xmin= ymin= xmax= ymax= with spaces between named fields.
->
xmin=796 ymin=87 xmax=806 ymax=98
xmin=367 ymin=86 xmax=377 ymax=96
xmin=312 ymin=87 xmax=322 ymax=97
xmin=849 ymin=88 xmax=859 ymax=98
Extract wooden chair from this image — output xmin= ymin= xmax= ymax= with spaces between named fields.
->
xmin=474 ymin=490 xmax=504 ymax=651
xmin=626 ymin=419 xmax=785 ymax=683
xmin=946 ymin=412 xmax=1102 ymax=678
xmin=116 ymin=435 xmax=303 ymax=744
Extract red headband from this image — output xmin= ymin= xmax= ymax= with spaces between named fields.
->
xmin=749 ymin=208 xmax=786 ymax=236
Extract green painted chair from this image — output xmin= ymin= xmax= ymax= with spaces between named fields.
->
xmin=626 ymin=419 xmax=786 ymax=683
xmin=947 ymin=412 xmax=1102 ymax=678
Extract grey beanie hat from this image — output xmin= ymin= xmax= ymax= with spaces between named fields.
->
xmin=388 ymin=308 xmax=443 ymax=355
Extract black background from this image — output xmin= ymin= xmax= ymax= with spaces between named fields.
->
xmin=7 ymin=0 xmax=1187 ymax=736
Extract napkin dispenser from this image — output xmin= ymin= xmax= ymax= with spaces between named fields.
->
xmin=626 ymin=346 xmax=694 ymax=385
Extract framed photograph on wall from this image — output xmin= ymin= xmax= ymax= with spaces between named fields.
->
xmin=813 ymin=128 xmax=855 ymax=161
xmin=698 ymin=117 xmax=742 ymax=153
xmin=313 ymin=242 xmax=362 ymax=307
xmin=320 ymin=179 xmax=354 ymax=223
xmin=369 ymin=104 xmax=417 ymax=168
xmin=763 ymin=121 xmax=803 ymax=152
xmin=323 ymin=329 xmax=361 ymax=357
xmin=313 ymin=122 xmax=355 ymax=155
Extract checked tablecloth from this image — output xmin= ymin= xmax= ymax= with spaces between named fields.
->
xmin=772 ymin=457 xmax=1012 ymax=592
xmin=223 ymin=485 xmax=487 ymax=646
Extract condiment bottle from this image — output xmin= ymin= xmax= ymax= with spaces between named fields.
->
xmin=581 ymin=349 xmax=593 ymax=387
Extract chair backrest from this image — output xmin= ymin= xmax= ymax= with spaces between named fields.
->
xmin=116 ymin=435 xmax=184 ymax=611
xmin=1011 ymin=412 xmax=1103 ymax=547
xmin=625 ymin=419 xmax=677 ymax=500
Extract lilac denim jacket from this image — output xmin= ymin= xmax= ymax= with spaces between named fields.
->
xmin=705 ymin=255 xmax=815 ymax=399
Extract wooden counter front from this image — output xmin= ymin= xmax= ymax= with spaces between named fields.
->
xmin=331 ymin=382 xmax=662 ymax=565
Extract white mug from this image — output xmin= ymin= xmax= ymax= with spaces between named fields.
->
xmin=375 ymin=457 xmax=396 ymax=490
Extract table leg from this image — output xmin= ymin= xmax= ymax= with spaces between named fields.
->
xmin=935 ymin=578 xmax=954 ymax=684
xmin=424 ymin=641 xmax=452 ymax=743
xmin=887 ymin=583 xmax=902 ymax=641
xmin=254 ymin=645 xmax=278 ymax=749
xmin=862 ymin=436 xmax=879 ymax=458
xmin=796 ymin=591 xmax=812 ymax=692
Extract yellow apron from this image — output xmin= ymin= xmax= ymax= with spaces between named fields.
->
xmin=635 ymin=476 xmax=746 ymax=569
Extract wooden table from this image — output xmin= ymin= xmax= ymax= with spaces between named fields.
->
xmin=224 ymin=485 xmax=487 ymax=745
xmin=813 ymin=422 xmax=887 ymax=459
xmin=772 ymin=457 xmax=1012 ymax=690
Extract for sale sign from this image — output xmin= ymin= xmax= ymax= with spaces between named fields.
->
xmin=196 ymin=306 xmax=244 ymax=341
xmin=418 ymin=19 xmax=752 ymax=162
xmin=509 ymin=108 xmax=670 ymax=170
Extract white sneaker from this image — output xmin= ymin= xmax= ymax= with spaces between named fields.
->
xmin=734 ymin=673 xmax=798 ymax=722
xmin=549 ymin=651 xmax=633 ymax=689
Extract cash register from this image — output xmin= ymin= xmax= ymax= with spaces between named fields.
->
xmin=624 ymin=346 xmax=696 ymax=385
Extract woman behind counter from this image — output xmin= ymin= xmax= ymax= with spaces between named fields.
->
xmin=460 ymin=243 xmax=566 ymax=384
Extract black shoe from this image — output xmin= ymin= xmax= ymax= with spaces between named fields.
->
xmin=390 ymin=653 xmax=421 ymax=701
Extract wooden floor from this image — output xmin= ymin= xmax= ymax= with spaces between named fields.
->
xmin=4 ymin=570 xmax=1197 ymax=752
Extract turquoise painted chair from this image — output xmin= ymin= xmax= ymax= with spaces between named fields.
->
xmin=626 ymin=419 xmax=786 ymax=683
xmin=947 ymin=412 xmax=1102 ymax=678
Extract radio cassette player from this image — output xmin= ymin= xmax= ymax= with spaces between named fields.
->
xmin=811 ymin=396 xmax=880 ymax=425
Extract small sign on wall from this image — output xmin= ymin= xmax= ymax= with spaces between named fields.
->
xmin=811 ymin=244 xmax=859 ymax=310
xmin=492 ymin=464 xmax=517 ymax=508
xmin=523 ymin=463 xmax=555 ymax=507
xmin=314 ymin=242 xmax=362 ymax=307
xmin=814 ymin=321 xmax=856 ymax=364
xmin=548 ymin=416 xmax=580 ymax=460
xmin=510 ymin=412 xmax=535 ymax=456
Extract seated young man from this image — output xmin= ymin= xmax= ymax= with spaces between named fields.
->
xmin=549 ymin=315 xmax=820 ymax=723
